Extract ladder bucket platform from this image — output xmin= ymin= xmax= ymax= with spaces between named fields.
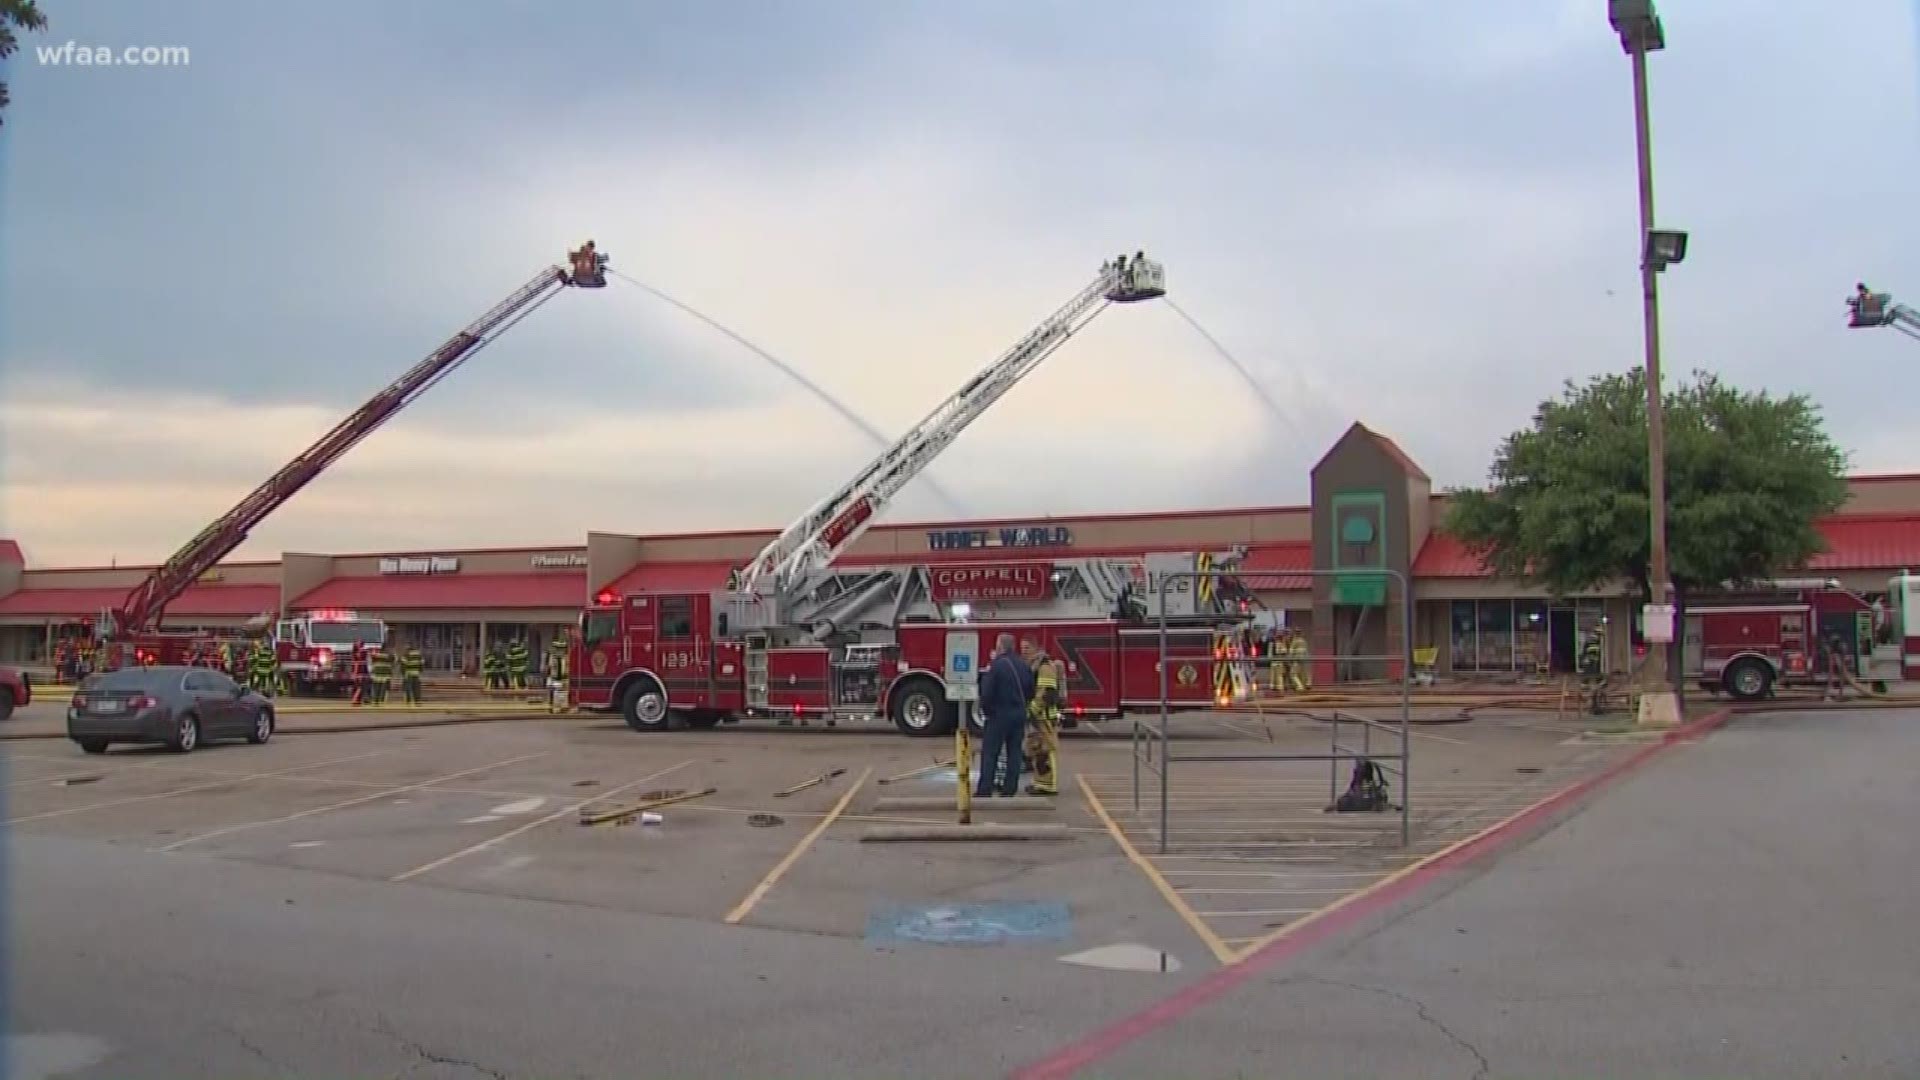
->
xmin=860 ymin=823 xmax=1071 ymax=843
xmin=872 ymin=795 xmax=1056 ymax=812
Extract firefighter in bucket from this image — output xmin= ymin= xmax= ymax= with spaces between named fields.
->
xmin=567 ymin=242 xmax=608 ymax=288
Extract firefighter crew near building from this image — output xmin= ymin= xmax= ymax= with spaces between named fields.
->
xmin=367 ymin=644 xmax=394 ymax=705
xmin=249 ymin=640 xmax=281 ymax=696
xmin=401 ymin=646 xmax=425 ymax=705
xmin=1021 ymin=640 xmax=1063 ymax=796
xmin=1284 ymin=628 xmax=1310 ymax=692
xmin=545 ymin=631 xmax=570 ymax=714
xmin=349 ymin=643 xmax=371 ymax=705
xmin=505 ymin=638 xmax=531 ymax=690
xmin=482 ymin=646 xmax=506 ymax=691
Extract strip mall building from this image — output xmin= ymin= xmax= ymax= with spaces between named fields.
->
xmin=5 ymin=424 xmax=1918 ymax=677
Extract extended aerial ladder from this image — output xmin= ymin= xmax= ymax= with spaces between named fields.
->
xmin=718 ymin=252 xmax=1245 ymax=642
xmin=98 ymin=243 xmax=610 ymax=659
xmin=723 ymin=253 xmax=1164 ymax=627
xmin=1846 ymin=283 xmax=1920 ymax=341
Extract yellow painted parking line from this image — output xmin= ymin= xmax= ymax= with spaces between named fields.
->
xmin=4 ymin=747 xmax=407 ymax=826
xmin=1078 ymin=775 xmax=1236 ymax=965
xmin=156 ymin=751 xmax=551 ymax=852
xmin=725 ymin=766 xmax=871 ymax=926
xmin=390 ymin=759 xmax=695 ymax=883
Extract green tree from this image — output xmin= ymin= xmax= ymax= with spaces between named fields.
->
xmin=1446 ymin=368 xmax=1849 ymax=675
xmin=1 ymin=0 xmax=48 ymax=129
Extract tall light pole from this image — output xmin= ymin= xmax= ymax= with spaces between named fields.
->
xmin=1609 ymin=0 xmax=1686 ymax=727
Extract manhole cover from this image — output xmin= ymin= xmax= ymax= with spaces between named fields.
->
xmin=1515 ymin=766 xmax=1542 ymax=774
xmin=54 ymin=775 xmax=104 ymax=786
xmin=572 ymin=779 xmax=599 ymax=787
xmin=747 ymin=814 xmax=785 ymax=828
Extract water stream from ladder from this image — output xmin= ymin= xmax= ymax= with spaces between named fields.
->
xmin=607 ymin=268 xmax=966 ymax=515
xmin=1164 ymin=299 xmax=1315 ymax=439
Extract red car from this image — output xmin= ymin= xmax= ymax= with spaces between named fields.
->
xmin=0 ymin=665 xmax=32 ymax=721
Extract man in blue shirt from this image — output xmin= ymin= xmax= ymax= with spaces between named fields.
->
xmin=975 ymin=632 xmax=1035 ymax=798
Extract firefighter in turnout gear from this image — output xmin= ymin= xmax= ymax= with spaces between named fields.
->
xmin=545 ymin=632 xmax=570 ymax=714
xmin=368 ymin=646 xmax=394 ymax=705
xmin=349 ymin=644 xmax=370 ymax=705
xmin=505 ymin=638 xmax=530 ymax=690
xmin=1283 ymin=629 xmax=1310 ymax=692
xmin=249 ymin=641 xmax=281 ymax=696
xmin=401 ymin=647 xmax=425 ymax=704
xmin=482 ymin=647 xmax=506 ymax=691
xmin=1021 ymin=640 xmax=1063 ymax=797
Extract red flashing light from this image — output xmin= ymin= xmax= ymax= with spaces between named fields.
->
xmin=315 ymin=648 xmax=334 ymax=667
xmin=1071 ymin=704 xmax=1085 ymax=716
xmin=596 ymin=590 xmax=618 ymax=606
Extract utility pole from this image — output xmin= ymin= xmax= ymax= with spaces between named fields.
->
xmin=1609 ymin=0 xmax=1687 ymax=727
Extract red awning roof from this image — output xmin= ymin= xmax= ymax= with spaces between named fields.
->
xmin=0 ymin=583 xmax=279 ymax=618
xmin=1238 ymin=542 xmax=1313 ymax=590
xmin=1412 ymin=514 xmax=1920 ymax=580
xmin=1412 ymin=532 xmax=1489 ymax=578
xmin=1806 ymin=513 xmax=1920 ymax=572
xmin=291 ymin=572 xmax=586 ymax=610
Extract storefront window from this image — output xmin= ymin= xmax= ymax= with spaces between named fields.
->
xmin=1514 ymin=600 xmax=1548 ymax=671
xmin=1450 ymin=601 xmax=1476 ymax=669
xmin=1475 ymin=599 xmax=1513 ymax=670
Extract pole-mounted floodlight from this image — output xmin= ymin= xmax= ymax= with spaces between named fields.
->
xmin=1609 ymin=0 xmax=1665 ymax=53
xmin=1644 ymin=228 xmax=1688 ymax=272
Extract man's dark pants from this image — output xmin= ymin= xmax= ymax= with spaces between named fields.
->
xmin=975 ymin=709 xmax=1027 ymax=797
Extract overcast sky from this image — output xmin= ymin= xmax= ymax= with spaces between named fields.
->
xmin=2 ymin=0 xmax=1916 ymax=567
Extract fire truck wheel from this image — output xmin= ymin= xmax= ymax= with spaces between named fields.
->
xmin=621 ymin=679 xmax=671 ymax=732
xmin=1721 ymin=657 xmax=1773 ymax=702
xmin=890 ymin=677 xmax=956 ymax=738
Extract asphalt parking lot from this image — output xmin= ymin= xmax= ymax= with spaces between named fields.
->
xmin=0 ymin=708 xmax=1639 ymax=967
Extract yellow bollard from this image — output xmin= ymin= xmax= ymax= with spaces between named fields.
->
xmin=956 ymin=706 xmax=973 ymax=825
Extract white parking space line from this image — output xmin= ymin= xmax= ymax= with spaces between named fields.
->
xmin=391 ymin=759 xmax=695 ymax=883
xmin=5 ymin=757 xmax=178 ymax=787
xmin=3 ymin=748 xmax=410 ymax=826
xmin=155 ymin=751 xmax=552 ymax=852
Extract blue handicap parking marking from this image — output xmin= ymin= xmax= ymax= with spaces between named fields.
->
xmin=866 ymin=901 xmax=1072 ymax=946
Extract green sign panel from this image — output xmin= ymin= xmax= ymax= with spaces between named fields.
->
xmin=1334 ymin=572 xmax=1389 ymax=606
xmin=1329 ymin=490 xmax=1388 ymax=607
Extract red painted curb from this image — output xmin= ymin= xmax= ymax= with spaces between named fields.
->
xmin=1010 ymin=707 xmax=1735 ymax=1080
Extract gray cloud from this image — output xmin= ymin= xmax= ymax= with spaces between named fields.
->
xmin=3 ymin=0 xmax=1915 ymax=563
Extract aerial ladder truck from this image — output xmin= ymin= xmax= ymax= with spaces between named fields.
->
xmin=94 ymin=243 xmax=611 ymax=674
xmin=571 ymin=252 xmax=1261 ymax=735
xmin=1846 ymin=283 xmax=1920 ymax=341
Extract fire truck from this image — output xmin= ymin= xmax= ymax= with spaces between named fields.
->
xmin=273 ymin=610 xmax=389 ymax=694
xmin=1685 ymin=575 xmax=1917 ymax=700
xmin=570 ymin=253 xmax=1262 ymax=736
xmin=92 ymin=243 xmax=610 ymax=677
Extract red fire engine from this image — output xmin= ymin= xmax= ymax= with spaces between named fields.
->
xmin=1685 ymin=575 xmax=1916 ymax=700
xmin=570 ymin=254 xmax=1263 ymax=736
xmin=89 ymin=244 xmax=609 ymax=676
xmin=273 ymin=610 xmax=388 ymax=694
